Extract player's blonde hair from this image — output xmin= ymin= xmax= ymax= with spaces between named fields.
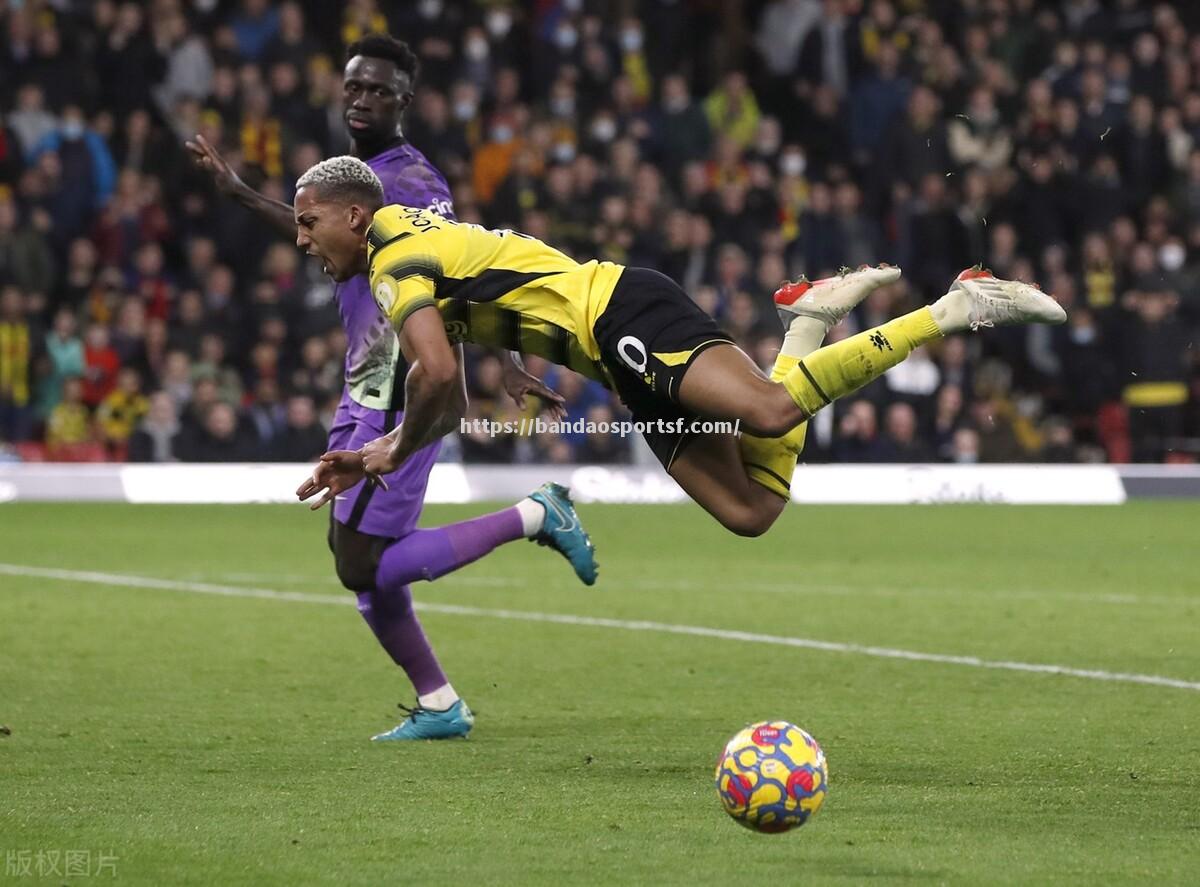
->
xmin=296 ymin=156 xmax=384 ymax=207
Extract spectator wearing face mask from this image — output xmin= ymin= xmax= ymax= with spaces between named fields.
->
xmin=29 ymin=106 xmax=117 ymax=243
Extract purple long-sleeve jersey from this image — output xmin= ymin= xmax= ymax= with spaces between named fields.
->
xmin=337 ymin=140 xmax=454 ymax=411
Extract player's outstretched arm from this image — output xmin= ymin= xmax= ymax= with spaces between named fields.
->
xmin=185 ymin=134 xmax=298 ymax=238
xmin=498 ymin=350 xmax=567 ymax=420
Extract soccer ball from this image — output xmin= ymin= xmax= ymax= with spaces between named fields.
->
xmin=714 ymin=721 xmax=828 ymax=833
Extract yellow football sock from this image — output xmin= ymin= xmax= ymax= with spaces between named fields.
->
xmin=740 ymin=354 xmax=809 ymax=500
xmin=782 ymin=307 xmax=942 ymax=416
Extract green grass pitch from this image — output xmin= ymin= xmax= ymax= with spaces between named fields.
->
xmin=2 ymin=501 xmax=1199 ymax=885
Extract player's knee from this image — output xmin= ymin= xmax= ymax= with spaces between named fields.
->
xmin=722 ymin=515 xmax=767 ymax=538
xmin=333 ymin=555 xmax=378 ymax=593
xmin=719 ymin=507 xmax=773 ymax=538
xmin=329 ymin=522 xmax=386 ymax=592
xmin=722 ymin=494 xmax=785 ymax=538
xmin=743 ymin=400 xmax=797 ymax=439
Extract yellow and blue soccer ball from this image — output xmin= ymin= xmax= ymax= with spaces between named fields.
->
xmin=714 ymin=721 xmax=828 ymax=833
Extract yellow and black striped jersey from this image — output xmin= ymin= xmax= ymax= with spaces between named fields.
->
xmin=366 ymin=205 xmax=625 ymax=385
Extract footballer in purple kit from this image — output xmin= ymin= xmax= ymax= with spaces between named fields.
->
xmin=188 ymin=35 xmax=597 ymax=742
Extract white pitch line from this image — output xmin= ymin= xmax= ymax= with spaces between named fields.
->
xmin=198 ymin=571 xmax=1180 ymax=608
xmin=3 ymin=562 xmax=1199 ymax=693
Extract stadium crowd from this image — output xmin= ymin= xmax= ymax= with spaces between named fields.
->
xmin=1 ymin=0 xmax=1198 ymax=466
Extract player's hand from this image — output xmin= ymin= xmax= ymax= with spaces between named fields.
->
xmin=502 ymin=363 xmax=567 ymax=420
xmin=359 ymin=435 xmax=401 ymax=486
xmin=296 ymin=450 xmax=367 ymax=510
xmin=185 ymin=133 xmax=246 ymax=197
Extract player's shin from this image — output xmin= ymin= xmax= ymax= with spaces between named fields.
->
xmin=781 ymin=308 xmax=943 ymax=416
xmin=355 ymin=587 xmax=456 ymax=704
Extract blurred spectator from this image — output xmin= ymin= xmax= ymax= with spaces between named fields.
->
xmin=1040 ymin=416 xmax=1078 ymax=463
xmin=832 ymin=399 xmax=888 ymax=462
xmin=0 ymin=285 xmax=33 ymax=441
xmin=45 ymin=376 xmax=91 ymax=451
xmin=705 ymin=72 xmax=761 ymax=150
xmin=0 ymin=196 xmax=54 ymax=295
xmin=930 ymin=384 xmax=966 ymax=460
xmin=177 ymin=401 xmax=258 ymax=462
xmin=950 ymin=426 xmax=981 ymax=464
xmin=880 ymin=85 xmax=952 ymax=191
xmin=95 ymin=2 xmax=164 ymax=115
xmin=885 ymin=344 xmax=941 ymax=415
xmin=797 ymin=0 xmax=857 ymax=98
xmin=95 ymin=366 xmax=148 ymax=454
xmin=231 ymin=0 xmax=281 ymax=62
xmin=849 ymin=43 xmax=911 ymax=163
xmin=246 ymin=377 xmax=286 ymax=446
xmin=270 ymin=393 xmax=327 ymax=461
xmin=947 ymin=87 xmax=1013 ymax=172
xmin=877 ymin=402 xmax=934 ymax=462
xmin=655 ymin=74 xmax=712 ymax=177
xmin=576 ymin=404 xmax=629 ymax=464
xmin=82 ymin=323 xmax=120 ymax=408
xmin=128 ymin=390 xmax=181 ymax=463
xmin=460 ymin=352 xmax=521 ymax=463
xmin=1120 ymin=288 xmax=1190 ymax=461
xmin=35 ymin=306 xmax=84 ymax=421
xmin=8 ymin=84 xmax=57 ymax=156
xmin=972 ymin=396 xmax=1033 ymax=463
xmin=29 ymin=106 xmax=117 ymax=241
xmin=154 ymin=16 xmax=213 ymax=111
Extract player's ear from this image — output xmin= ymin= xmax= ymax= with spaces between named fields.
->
xmin=398 ymin=90 xmax=414 ymax=112
xmin=347 ymin=204 xmax=369 ymax=233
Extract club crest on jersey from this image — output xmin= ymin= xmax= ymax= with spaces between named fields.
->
xmin=373 ymin=276 xmax=397 ymax=312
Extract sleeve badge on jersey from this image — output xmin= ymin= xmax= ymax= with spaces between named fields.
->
xmin=373 ymin=275 xmax=398 ymax=313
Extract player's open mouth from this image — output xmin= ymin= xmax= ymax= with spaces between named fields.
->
xmin=306 ymin=251 xmax=330 ymax=275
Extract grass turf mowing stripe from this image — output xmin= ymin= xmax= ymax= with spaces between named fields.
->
xmin=3 ymin=561 xmax=1199 ymax=693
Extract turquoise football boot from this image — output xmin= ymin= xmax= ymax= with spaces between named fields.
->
xmin=371 ymin=700 xmax=475 ymax=741
xmin=529 ymin=482 xmax=598 ymax=585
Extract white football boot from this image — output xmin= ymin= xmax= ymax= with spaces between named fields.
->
xmin=773 ymin=264 xmax=903 ymax=331
xmin=935 ymin=265 xmax=1067 ymax=332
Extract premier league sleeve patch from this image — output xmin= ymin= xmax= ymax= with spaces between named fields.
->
xmin=373 ymin=275 xmax=398 ymax=315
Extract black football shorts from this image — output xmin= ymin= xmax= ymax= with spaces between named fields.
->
xmin=592 ymin=267 xmax=734 ymax=468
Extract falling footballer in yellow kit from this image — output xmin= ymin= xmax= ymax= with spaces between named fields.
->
xmin=293 ymin=156 xmax=1067 ymax=537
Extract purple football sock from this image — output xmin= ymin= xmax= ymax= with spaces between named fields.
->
xmin=375 ymin=506 xmax=525 ymax=589
xmin=360 ymin=507 xmax=524 ymax=696
xmin=355 ymin=587 xmax=448 ymax=697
